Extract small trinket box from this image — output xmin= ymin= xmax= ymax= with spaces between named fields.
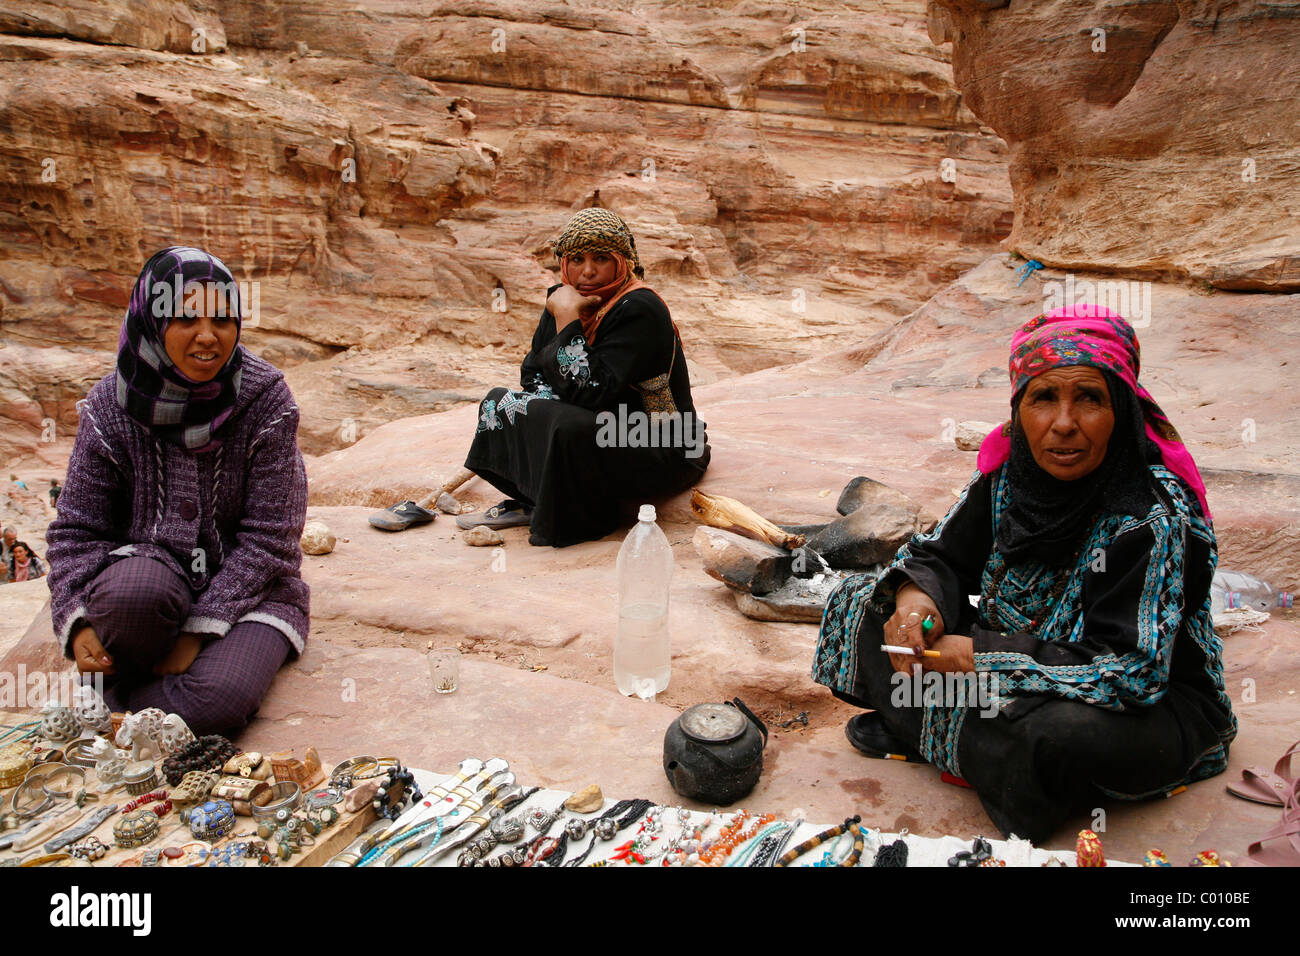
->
xmin=114 ymin=810 xmax=161 ymax=848
xmin=223 ymin=751 xmax=272 ymax=780
xmin=0 ymin=748 xmax=32 ymax=789
xmin=171 ymin=771 xmax=220 ymax=812
xmin=270 ymin=747 xmax=324 ymax=791
xmin=211 ymin=775 xmax=272 ymax=815
xmin=183 ymin=800 xmax=237 ymax=842
xmin=123 ymin=761 xmax=159 ymax=796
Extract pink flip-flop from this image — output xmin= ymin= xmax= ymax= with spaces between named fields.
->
xmin=1246 ymin=778 xmax=1300 ymax=867
xmin=1226 ymin=739 xmax=1299 ymax=806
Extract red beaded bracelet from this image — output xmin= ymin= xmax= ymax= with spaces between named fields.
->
xmin=124 ymin=789 xmax=168 ymax=812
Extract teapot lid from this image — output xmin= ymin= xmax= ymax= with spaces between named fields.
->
xmin=678 ymin=703 xmax=748 ymax=744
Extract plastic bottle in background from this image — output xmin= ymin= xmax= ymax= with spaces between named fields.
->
xmin=615 ymin=504 xmax=674 ymax=698
xmin=1210 ymin=569 xmax=1276 ymax=615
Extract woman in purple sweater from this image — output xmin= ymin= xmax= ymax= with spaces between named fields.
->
xmin=47 ymin=247 xmax=309 ymax=735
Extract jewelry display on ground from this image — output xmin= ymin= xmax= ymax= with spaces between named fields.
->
xmin=0 ymin=734 xmax=1096 ymax=868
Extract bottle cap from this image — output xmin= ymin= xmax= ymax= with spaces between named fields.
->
xmin=638 ymin=504 xmax=656 ymax=522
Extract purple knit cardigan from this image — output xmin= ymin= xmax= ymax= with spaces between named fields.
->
xmin=47 ymin=350 xmax=310 ymax=656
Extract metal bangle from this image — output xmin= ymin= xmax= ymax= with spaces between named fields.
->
xmin=251 ymin=781 xmax=301 ymax=821
xmin=41 ymin=764 xmax=86 ymax=799
xmin=12 ymin=771 xmax=54 ymax=819
xmin=62 ymin=739 xmax=99 ymax=769
xmin=330 ymin=756 xmax=377 ymax=782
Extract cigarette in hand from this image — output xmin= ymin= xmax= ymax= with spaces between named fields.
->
xmin=880 ymin=644 xmax=941 ymax=659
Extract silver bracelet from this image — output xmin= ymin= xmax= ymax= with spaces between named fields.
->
xmin=41 ymin=763 xmax=86 ymax=799
xmin=251 ymin=781 xmax=301 ymax=822
xmin=11 ymin=772 xmax=54 ymax=819
xmin=62 ymin=739 xmax=99 ymax=769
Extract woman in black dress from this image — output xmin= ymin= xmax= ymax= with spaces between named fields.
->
xmin=459 ymin=208 xmax=709 ymax=547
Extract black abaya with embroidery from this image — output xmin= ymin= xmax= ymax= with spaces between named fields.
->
xmin=464 ymin=285 xmax=709 ymax=547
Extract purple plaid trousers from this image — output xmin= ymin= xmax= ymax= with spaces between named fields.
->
xmin=83 ymin=557 xmax=290 ymax=736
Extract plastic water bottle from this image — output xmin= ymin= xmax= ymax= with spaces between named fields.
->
xmin=1211 ymin=569 xmax=1275 ymax=615
xmin=615 ymin=504 xmax=673 ymax=698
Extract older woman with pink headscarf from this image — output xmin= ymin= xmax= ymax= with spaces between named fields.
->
xmin=813 ymin=305 xmax=1236 ymax=844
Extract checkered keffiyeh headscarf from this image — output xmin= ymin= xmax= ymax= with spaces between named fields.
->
xmin=553 ymin=207 xmax=645 ymax=278
xmin=115 ymin=246 xmax=244 ymax=452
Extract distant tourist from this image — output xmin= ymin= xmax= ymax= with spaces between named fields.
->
xmin=7 ymin=541 xmax=46 ymax=582
xmin=49 ymin=479 xmax=62 ymax=508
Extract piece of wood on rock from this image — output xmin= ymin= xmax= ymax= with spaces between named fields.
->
xmin=690 ymin=490 xmax=805 ymax=550
xmin=810 ymin=477 xmax=932 ymax=568
xmin=693 ymin=526 xmax=794 ymax=596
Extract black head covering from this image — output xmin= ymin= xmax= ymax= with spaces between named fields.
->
xmin=996 ymin=369 xmax=1159 ymax=566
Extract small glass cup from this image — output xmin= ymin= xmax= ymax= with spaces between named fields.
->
xmin=428 ymin=649 xmax=460 ymax=695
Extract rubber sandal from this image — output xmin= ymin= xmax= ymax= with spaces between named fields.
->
xmin=454 ymin=500 xmax=532 ymax=530
xmin=844 ymin=712 xmax=924 ymax=762
xmin=1245 ymin=778 xmax=1300 ymax=867
xmin=1227 ymin=739 xmax=1299 ymax=806
xmin=368 ymin=500 xmax=436 ymax=532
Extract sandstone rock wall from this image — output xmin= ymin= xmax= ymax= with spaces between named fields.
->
xmin=928 ymin=0 xmax=1300 ymax=290
xmin=0 ymin=0 xmax=1013 ymax=459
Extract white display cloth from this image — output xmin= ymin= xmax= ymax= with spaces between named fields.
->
xmin=349 ymin=767 xmax=1135 ymax=867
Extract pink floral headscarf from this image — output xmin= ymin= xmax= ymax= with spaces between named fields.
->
xmin=976 ymin=304 xmax=1211 ymax=519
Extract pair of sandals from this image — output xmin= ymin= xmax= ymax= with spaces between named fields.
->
xmin=1230 ymin=740 xmax=1300 ymax=866
xmin=369 ymin=499 xmax=531 ymax=532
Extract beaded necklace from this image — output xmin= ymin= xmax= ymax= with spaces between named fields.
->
xmin=608 ymin=807 xmax=663 ymax=864
xmin=725 ymin=821 xmax=791 ymax=867
xmin=359 ymin=816 xmax=444 ymax=867
xmin=749 ymin=825 xmax=798 ymax=867
xmin=698 ymin=810 xmax=776 ymax=866
xmin=775 ymin=816 xmax=862 ymax=867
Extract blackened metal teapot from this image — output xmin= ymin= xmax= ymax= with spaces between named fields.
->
xmin=663 ymin=697 xmax=768 ymax=805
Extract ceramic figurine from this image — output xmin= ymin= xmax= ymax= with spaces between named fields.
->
xmin=72 ymin=683 xmax=113 ymax=735
xmin=39 ymin=701 xmax=79 ymax=741
xmin=157 ymin=713 xmax=196 ymax=757
xmin=114 ymin=707 xmax=167 ymax=762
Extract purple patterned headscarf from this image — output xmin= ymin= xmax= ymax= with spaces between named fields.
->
xmin=115 ymin=246 xmax=244 ymax=452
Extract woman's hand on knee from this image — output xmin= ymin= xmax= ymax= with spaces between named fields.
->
xmin=885 ymin=583 xmax=945 ymax=673
xmin=153 ymin=633 xmax=203 ymax=676
xmin=72 ymin=626 xmax=114 ymax=675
